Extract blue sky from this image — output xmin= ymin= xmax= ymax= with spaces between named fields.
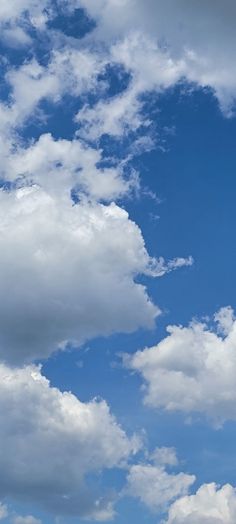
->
xmin=1 ymin=2 xmax=236 ymax=524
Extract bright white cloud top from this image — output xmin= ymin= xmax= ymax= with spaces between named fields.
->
xmin=165 ymin=483 xmax=236 ymax=524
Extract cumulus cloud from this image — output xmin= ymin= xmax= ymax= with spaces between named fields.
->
xmin=125 ymin=457 xmax=236 ymax=522
xmin=125 ymin=455 xmax=236 ymax=523
xmin=126 ymin=463 xmax=195 ymax=513
xmin=165 ymin=483 xmax=236 ymax=524
xmin=0 ymin=362 xmax=139 ymax=519
xmin=0 ymin=184 xmax=163 ymax=364
xmin=0 ymin=40 xmax=192 ymax=366
xmin=0 ymin=0 xmax=193 ymax=371
xmin=125 ymin=307 xmax=236 ymax=425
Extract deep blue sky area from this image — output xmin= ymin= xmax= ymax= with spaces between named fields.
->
xmin=128 ymin=86 xmax=236 ymax=321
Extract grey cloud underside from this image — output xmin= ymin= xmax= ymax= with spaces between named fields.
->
xmin=0 ymin=186 xmax=159 ymax=365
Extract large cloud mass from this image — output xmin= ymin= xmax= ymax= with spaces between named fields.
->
xmin=0 ymin=184 xmax=161 ymax=364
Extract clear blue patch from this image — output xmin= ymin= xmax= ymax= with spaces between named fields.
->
xmin=98 ymin=64 xmax=131 ymax=98
xmin=47 ymin=7 xmax=96 ymax=39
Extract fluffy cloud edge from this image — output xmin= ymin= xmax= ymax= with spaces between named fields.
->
xmin=124 ymin=307 xmax=236 ymax=426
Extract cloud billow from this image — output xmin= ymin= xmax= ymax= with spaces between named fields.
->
xmin=126 ymin=307 xmax=236 ymax=426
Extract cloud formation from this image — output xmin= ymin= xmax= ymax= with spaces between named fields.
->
xmin=1 ymin=47 xmax=105 ymax=133
xmin=165 ymin=483 xmax=236 ymax=524
xmin=0 ymin=0 xmax=48 ymax=27
xmin=126 ymin=463 xmax=195 ymax=513
xmin=125 ymin=307 xmax=236 ymax=425
xmin=0 ymin=184 xmax=162 ymax=364
xmin=0 ymin=362 xmax=139 ymax=519
xmin=2 ymin=133 xmax=133 ymax=201
xmin=80 ymin=0 xmax=236 ymax=114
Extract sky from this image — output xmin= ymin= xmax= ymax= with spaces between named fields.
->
xmin=1 ymin=1 xmax=236 ymax=523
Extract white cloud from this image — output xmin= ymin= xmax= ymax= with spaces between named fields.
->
xmin=76 ymin=32 xmax=186 ymax=140
xmin=0 ymin=56 xmax=192 ymax=367
xmin=0 ymin=503 xmax=8 ymax=520
xmin=0 ymin=184 xmax=161 ymax=364
xmin=125 ymin=307 xmax=236 ymax=426
xmin=1 ymin=26 xmax=32 ymax=48
xmin=214 ymin=306 xmax=235 ymax=337
xmin=13 ymin=516 xmax=41 ymax=524
xmin=0 ymin=4 xmax=227 ymax=523
xmin=165 ymin=483 xmax=236 ymax=524
xmin=150 ymin=447 xmax=179 ymax=467
xmin=3 ymin=47 xmax=105 ymax=131
xmin=0 ymin=0 xmax=50 ymax=47
xmin=147 ymin=256 xmax=193 ymax=277
xmin=126 ymin=463 xmax=195 ymax=512
xmin=0 ymin=0 xmax=48 ymax=26
xmin=125 ymin=457 xmax=236 ymax=522
xmin=2 ymin=133 xmax=134 ymax=201
xmin=2 ymin=1 xmax=236 ymax=143
xmin=76 ymin=85 xmax=143 ymax=140
xmin=0 ymin=362 xmax=139 ymax=520
xmin=80 ymin=0 xmax=236 ymax=114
